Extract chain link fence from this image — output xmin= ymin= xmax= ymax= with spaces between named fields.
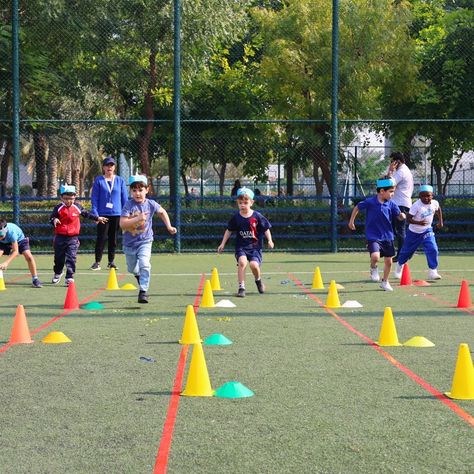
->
xmin=1 ymin=0 xmax=473 ymax=251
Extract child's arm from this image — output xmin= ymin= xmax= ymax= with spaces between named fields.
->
xmin=0 ymin=241 xmax=19 ymax=270
xmin=397 ymin=212 xmax=406 ymax=221
xmin=80 ymin=206 xmax=108 ymax=224
xmin=50 ymin=206 xmax=60 ymax=227
xmin=264 ymin=229 xmax=274 ymax=249
xmin=120 ymin=213 xmax=148 ymax=230
xmin=348 ymin=205 xmax=359 ymax=230
xmin=217 ymin=229 xmax=232 ymax=253
xmin=157 ymin=207 xmax=177 ymax=235
xmin=435 ymin=206 xmax=444 ymax=229
xmin=407 ymin=213 xmax=426 ymax=226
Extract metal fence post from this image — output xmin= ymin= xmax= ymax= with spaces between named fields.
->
xmin=12 ymin=0 xmax=21 ymax=223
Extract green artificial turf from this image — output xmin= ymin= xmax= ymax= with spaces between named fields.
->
xmin=0 ymin=252 xmax=473 ymax=473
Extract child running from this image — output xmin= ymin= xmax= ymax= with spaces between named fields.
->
xmin=0 ymin=219 xmax=43 ymax=287
xmin=119 ymin=175 xmax=177 ymax=304
xmin=348 ymin=178 xmax=406 ymax=291
xmin=217 ymin=187 xmax=274 ymax=297
xmin=393 ymin=184 xmax=443 ymax=281
xmin=50 ymin=185 xmax=108 ymax=286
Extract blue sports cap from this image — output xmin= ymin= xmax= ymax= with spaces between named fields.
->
xmin=236 ymin=187 xmax=254 ymax=200
xmin=376 ymin=178 xmax=395 ymax=188
xmin=419 ymin=184 xmax=433 ymax=193
xmin=60 ymin=184 xmax=76 ymax=195
xmin=129 ymin=174 xmax=148 ymax=186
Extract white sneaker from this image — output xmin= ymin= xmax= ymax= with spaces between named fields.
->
xmin=428 ymin=269 xmax=442 ymax=280
xmin=393 ymin=263 xmax=403 ymax=279
xmin=65 ymin=278 xmax=74 ymax=287
xmin=380 ymin=280 xmax=394 ymax=291
xmin=370 ymin=267 xmax=380 ymax=282
xmin=51 ymin=272 xmax=63 ymax=284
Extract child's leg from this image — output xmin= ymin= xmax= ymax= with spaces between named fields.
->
xmin=136 ymin=242 xmax=152 ymax=291
xmin=237 ymin=255 xmax=248 ymax=286
xmin=64 ymin=237 xmax=79 ymax=279
xmin=370 ymin=252 xmax=380 ymax=269
xmin=398 ymin=229 xmax=422 ymax=266
xmin=382 ymin=256 xmax=392 ymax=281
xmin=124 ymin=248 xmax=139 ymax=276
xmin=22 ymin=249 xmax=38 ymax=277
xmin=249 ymin=260 xmax=261 ymax=280
xmin=422 ymin=231 xmax=439 ymax=269
xmin=53 ymin=238 xmax=66 ymax=275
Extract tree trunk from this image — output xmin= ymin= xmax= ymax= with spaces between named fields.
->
xmin=47 ymin=143 xmax=58 ymax=197
xmin=64 ymin=147 xmax=73 ymax=184
xmin=311 ymin=146 xmax=332 ymax=196
xmin=33 ymin=131 xmax=48 ymax=197
xmin=312 ymin=164 xmax=325 ymax=200
xmin=137 ymin=47 xmax=157 ymax=195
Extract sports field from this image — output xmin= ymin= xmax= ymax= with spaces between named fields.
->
xmin=0 ymin=252 xmax=473 ymax=473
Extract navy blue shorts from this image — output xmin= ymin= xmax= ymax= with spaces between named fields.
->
xmin=0 ymin=237 xmax=30 ymax=255
xmin=235 ymin=248 xmax=263 ymax=265
xmin=367 ymin=240 xmax=395 ymax=257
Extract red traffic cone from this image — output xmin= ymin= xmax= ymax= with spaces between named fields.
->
xmin=457 ymin=280 xmax=472 ymax=308
xmin=400 ymin=263 xmax=412 ymax=286
xmin=63 ymin=281 xmax=80 ymax=310
xmin=9 ymin=304 xmax=33 ymax=344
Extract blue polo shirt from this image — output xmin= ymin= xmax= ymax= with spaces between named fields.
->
xmin=0 ymin=223 xmax=25 ymax=243
xmin=357 ymin=195 xmax=401 ymax=241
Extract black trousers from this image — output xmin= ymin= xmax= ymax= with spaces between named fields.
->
xmin=94 ymin=215 xmax=120 ymax=263
xmin=393 ymin=205 xmax=410 ymax=258
xmin=54 ymin=235 xmax=79 ymax=279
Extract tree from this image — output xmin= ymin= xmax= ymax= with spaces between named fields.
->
xmin=253 ymin=0 xmax=417 ymax=195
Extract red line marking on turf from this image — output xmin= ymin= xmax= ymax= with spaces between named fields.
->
xmin=288 ymin=273 xmax=474 ymax=428
xmin=153 ymin=273 xmax=206 ymax=474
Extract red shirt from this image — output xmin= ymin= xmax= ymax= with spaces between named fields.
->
xmin=50 ymin=202 xmax=97 ymax=236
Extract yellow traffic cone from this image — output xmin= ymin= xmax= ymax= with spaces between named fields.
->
xmin=106 ymin=267 xmax=120 ymax=290
xmin=210 ymin=267 xmax=222 ymax=291
xmin=445 ymin=343 xmax=474 ymax=400
xmin=179 ymin=305 xmax=202 ymax=345
xmin=181 ymin=343 xmax=214 ymax=397
xmin=0 ymin=269 xmax=6 ymax=291
xmin=377 ymin=307 xmax=402 ymax=346
xmin=312 ymin=266 xmax=324 ymax=289
xmin=325 ymin=280 xmax=341 ymax=308
xmin=200 ymin=280 xmax=215 ymax=308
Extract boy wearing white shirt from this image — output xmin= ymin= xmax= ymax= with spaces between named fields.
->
xmin=393 ymin=185 xmax=443 ymax=281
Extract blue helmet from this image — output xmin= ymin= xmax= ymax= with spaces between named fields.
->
xmin=129 ymin=175 xmax=148 ymax=186
xmin=59 ymin=184 xmax=76 ymax=195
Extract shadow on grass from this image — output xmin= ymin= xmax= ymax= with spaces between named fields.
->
xmin=145 ymin=341 xmax=178 ymax=345
xmin=133 ymin=391 xmax=173 ymax=397
xmin=397 ymin=395 xmax=439 ymax=400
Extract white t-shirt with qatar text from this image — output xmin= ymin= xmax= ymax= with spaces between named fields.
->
xmin=408 ymin=199 xmax=439 ymax=233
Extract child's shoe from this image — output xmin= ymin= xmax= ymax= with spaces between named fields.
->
xmin=393 ymin=263 xmax=403 ymax=279
xmin=255 ymin=279 xmax=265 ymax=294
xmin=428 ymin=269 xmax=442 ymax=280
xmin=380 ymin=280 xmax=393 ymax=291
xmin=237 ymin=287 xmax=246 ymax=298
xmin=65 ymin=278 xmax=74 ymax=287
xmin=138 ymin=290 xmax=149 ymax=303
xmin=90 ymin=262 xmax=101 ymax=271
xmin=51 ymin=272 xmax=63 ymax=285
xmin=370 ymin=267 xmax=380 ymax=282
xmin=32 ymin=278 xmax=43 ymax=288
xmin=107 ymin=262 xmax=118 ymax=270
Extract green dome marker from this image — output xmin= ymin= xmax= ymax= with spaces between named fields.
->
xmin=203 ymin=333 xmax=233 ymax=345
xmin=215 ymin=381 xmax=254 ymax=398
xmin=81 ymin=301 xmax=104 ymax=311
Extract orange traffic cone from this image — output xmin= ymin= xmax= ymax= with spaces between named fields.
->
xmin=9 ymin=304 xmax=33 ymax=344
xmin=457 ymin=280 xmax=472 ymax=308
xmin=399 ymin=263 xmax=412 ymax=286
xmin=63 ymin=281 xmax=80 ymax=310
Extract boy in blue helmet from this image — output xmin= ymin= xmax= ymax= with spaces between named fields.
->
xmin=120 ymin=175 xmax=176 ymax=304
xmin=0 ymin=219 xmax=43 ymax=287
xmin=50 ymin=185 xmax=108 ymax=286
xmin=393 ymin=185 xmax=443 ymax=281
xmin=348 ymin=178 xmax=406 ymax=291
xmin=218 ymin=187 xmax=274 ymax=297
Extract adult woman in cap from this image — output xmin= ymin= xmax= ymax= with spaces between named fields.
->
xmin=90 ymin=156 xmax=128 ymax=270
